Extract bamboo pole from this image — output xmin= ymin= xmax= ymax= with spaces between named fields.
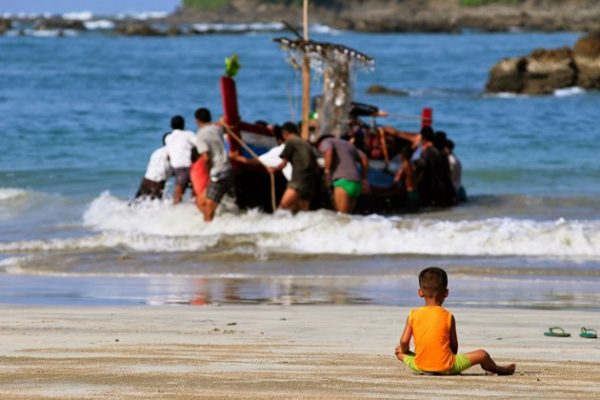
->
xmin=300 ymin=0 xmax=311 ymax=141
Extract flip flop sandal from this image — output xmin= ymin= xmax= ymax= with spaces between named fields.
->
xmin=580 ymin=327 xmax=597 ymax=339
xmin=544 ymin=327 xmax=571 ymax=337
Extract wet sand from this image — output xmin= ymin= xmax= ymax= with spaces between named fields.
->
xmin=0 ymin=305 xmax=598 ymax=399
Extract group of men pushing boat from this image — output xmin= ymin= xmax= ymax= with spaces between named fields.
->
xmin=134 ymin=105 xmax=465 ymax=222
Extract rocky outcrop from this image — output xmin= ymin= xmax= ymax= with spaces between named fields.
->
xmin=0 ymin=18 xmax=11 ymax=35
xmin=486 ymin=58 xmax=527 ymax=93
xmin=172 ymin=0 xmax=600 ymax=33
xmin=34 ymin=18 xmax=86 ymax=31
xmin=367 ymin=85 xmax=409 ymax=96
xmin=522 ymin=47 xmax=576 ymax=95
xmin=486 ymin=34 xmax=600 ymax=95
xmin=574 ymin=32 xmax=600 ymax=89
xmin=115 ymin=22 xmax=165 ymax=36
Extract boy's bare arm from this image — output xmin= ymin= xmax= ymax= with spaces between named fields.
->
xmin=396 ymin=318 xmax=413 ymax=354
xmin=450 ymin=316 xmax=458 ymax=354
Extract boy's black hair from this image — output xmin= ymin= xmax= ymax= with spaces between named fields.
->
xmin=271 ymin=124 xmax=283 ymax=142
xmin=420 ymin=126 xmax=435 ymax=143
xmin=171 ymin=115 xmax=185 ymax=130
xmin=418 ymin=267 xmax=448 ymax=296
xmin=195 ymin=108 xmax=212 ymax=123
xmin=434 ymin=131 xmax=448 ymax=151
xmin=446 ymin=139 xmax=455 ymax=151
xmin=282 ymin=121 xmax=299 ymax=135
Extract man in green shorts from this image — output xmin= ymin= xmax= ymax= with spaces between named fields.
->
xmin=318 ymin=136 xmax=369 ymax=214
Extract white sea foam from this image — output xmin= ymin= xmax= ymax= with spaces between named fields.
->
xmin=488 ymin=92 xmax=528 ymax=99
xmin=62 ymin=11 xmax=94 ymax=21
xmin=488 ymin=87 xmax=586 ymax=99
xmin=21 ymin=29 xmax=79 ymax=37
xmin=554 ymin=87 xmax=586 ymax=97
xmin=0 ymin=188 xmax=27 ymax=201
xmin=311 ymin=23 xmax=342 ymax=35
xmin=117 ymin=11 xmax=169 ymax=21
xmin=1 ymin=192 xmax=598 ymax=258
xmin=0 ymin=256 xmax=31 ymax=274
xmin=192 ymin=22 xmax=285 ymax=34
xmin=83 ymin=20 xmax=116 ymax=30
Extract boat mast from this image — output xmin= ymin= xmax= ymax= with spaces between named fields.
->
xmin=301 ymin=0 xmax=311 ymax=141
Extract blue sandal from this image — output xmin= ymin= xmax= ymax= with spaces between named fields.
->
xmin=544 ymin=327 xmax=571 ymax=337
xmin=580 ymin=327 xmax=597 ymax=339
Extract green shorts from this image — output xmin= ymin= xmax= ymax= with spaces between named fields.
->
xmin=402 ymin=354 xmax=472 ymax=375
xmin=333 ymin=179 xmax=362 ymax=199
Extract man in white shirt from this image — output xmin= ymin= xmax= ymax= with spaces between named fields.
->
xmin=194 ymin=107 xmax=234 ymax=222
xmin=134 ymin=134 xmax=172 ymax=200
xmin=164 ymin=115 xmax=197 ymax=204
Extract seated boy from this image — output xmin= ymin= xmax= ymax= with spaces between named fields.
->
xmin=395 ymin=267 xmax=516 ymax=375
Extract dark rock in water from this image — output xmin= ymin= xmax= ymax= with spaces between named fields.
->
xmin=574 ymin=32 xmax=600 ymax=90
xmin=486 ymin=57 xmax=527 ymax=93
xmin=115 ymin=22 xmax=164 ymax=36
xmin=367 ymin=85 xmax=409 ymax=96
xmin=165 ymin=25 xmax=183 ymax=36
xmin=350 ymin=16 xmax=459 ymax=33
xmin=522 ymin=47 xmax=576 ymax=95
xmin=0 ymin=18 xmax=11 ymax=35
xmin=486 ymin=46 xmax=578 ymax=95
xmin=34 ymin=18 xmax=86 ymax=31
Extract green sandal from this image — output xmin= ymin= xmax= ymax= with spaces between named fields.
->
xmin=544 ymin=327 xmax=571 ymax=337
xmin=580 ymin=327 xmax=597 ymax=339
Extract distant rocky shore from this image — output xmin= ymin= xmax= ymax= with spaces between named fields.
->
xmin=486 ymin=32 xmax=600 ymax=95
xmin=2 ymin=1 xmax=600 ymax=37
xmin=170 ymin=0 xmax=600 ymax=33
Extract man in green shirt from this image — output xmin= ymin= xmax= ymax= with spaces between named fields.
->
xmin=268 ymin=122 xmax=320 ymax=212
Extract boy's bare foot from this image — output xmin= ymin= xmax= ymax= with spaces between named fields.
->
xmin=496 ymin=363 xmax=516 ymax=375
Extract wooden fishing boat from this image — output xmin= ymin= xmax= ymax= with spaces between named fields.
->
xmin=219 ymin=68 xmax=439 ymax=214
xmin=219 ymin=1 xmax=454 ymax=214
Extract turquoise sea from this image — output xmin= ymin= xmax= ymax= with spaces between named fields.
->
xmin=1 ymin=27 xmax=599 ymax=308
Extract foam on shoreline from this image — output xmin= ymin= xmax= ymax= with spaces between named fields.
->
xmin=1 ymin=192 xmax=597 ymax=258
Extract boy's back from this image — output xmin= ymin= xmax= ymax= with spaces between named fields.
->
xmin=396 ymin=267 xmax=516 ymax=376
xmin=410 ymin=305 xmax=454 ymax=372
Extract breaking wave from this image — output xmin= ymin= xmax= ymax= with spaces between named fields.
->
xmin=0 ymin=192 xmax=598 ymax=258
xmin=0 ymin=188 xmax=28 ymax=201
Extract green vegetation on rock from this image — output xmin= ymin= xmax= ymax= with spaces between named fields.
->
xmin=182 ymin=0 xmax=229 ymax=10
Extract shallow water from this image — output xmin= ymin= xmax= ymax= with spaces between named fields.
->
xmin=0 ymin=29 xmax=599 ymax=308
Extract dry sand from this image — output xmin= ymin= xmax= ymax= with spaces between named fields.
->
xmin=0 ymin=305 xmax=598 ymax=399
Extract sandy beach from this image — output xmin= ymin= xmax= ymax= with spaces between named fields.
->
xmin=0 ymin=305 xmax=597 ymax=399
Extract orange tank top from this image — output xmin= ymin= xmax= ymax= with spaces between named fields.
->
xmin=409 ymin=306 xmax=455 ymax=372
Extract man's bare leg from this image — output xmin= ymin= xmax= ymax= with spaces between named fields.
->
xmin=194 ymin=190 xmax=206 ymax=213
xmin=279 ymin=188 xmax=300 ymax=212
xmin=465 ymin=350 xmax=516 ymax=375
xmin=298 ymin=199 xmax=310 ymax=211
xmin=333 ymin=187 xmax=354 ymax=213
xmin=202 ymin=198 xmax=219 ymax=222
xmin=173 ymin=185 xmax=184 ymax=205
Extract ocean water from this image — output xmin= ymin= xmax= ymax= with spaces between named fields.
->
xmin=0 ymin=29 xmax=599 ymax=308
